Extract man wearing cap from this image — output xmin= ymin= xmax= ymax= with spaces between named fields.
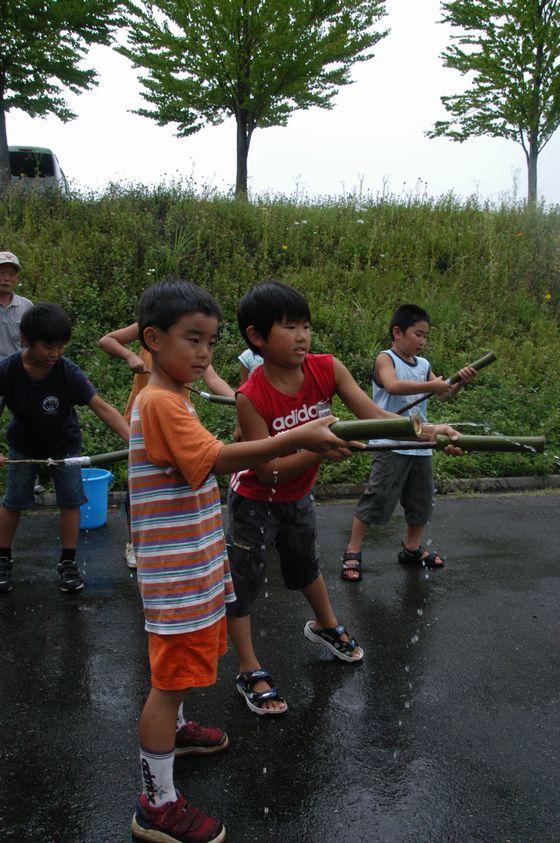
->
xmin=0 ymin=253 xmax=33 ymax=361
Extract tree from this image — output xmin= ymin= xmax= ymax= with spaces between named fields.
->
xmin=0 ymin=1 xmax=124 ymax=190
xmin=428 ymin=0 xmax=560 ymax=202
xmin=121 ymin=0 xmax=388 ymax=198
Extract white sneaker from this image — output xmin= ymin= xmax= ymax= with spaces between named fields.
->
xmin=125 ymin=542 xmax=137 ymax=569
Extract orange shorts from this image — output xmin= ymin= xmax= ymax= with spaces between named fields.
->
xmin=148 ymin=616 xmax=227 ymax=691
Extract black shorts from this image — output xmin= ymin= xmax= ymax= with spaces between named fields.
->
xmin=354 ymin=451 xmax=434 ymax=527
xmin=226 ymin=490 xmax=320 ymax=618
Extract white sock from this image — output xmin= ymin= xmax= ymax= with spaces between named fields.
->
xmin=176 ymin=702 xmax=186 ymax=731
xmin=140 ymin=747 xmax=176 ymax=807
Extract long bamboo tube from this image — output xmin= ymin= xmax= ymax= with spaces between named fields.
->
xmin=397 ymin=351 xmax=497 ymax=415
xmin=88 ymin=449 xmax=129 ymax=465
xmin=435 ymin=434 xmax=544 ymax=453
xmin=352 ymin=434 xmax=545 ymax=453
xmin=330 ymin=414 xmax=422 ymax=441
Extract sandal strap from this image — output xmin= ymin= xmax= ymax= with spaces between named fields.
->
xmin=341 ymin=551 xmax=362 ymax=572
xmin=342 ymin=551 xmax=362 ymax=562
xmin=315 ymin=624 xmax=359 ymax=654
xmin=238 ymin=668 xmax=272 ymax=686
xmin=248 ymin=688 xmax=280 ymax=704
xmin=400 ymin=543 xmax=423 ymax=561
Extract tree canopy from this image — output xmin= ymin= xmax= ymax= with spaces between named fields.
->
xmin=429 ymin=0 xmax=560 ymax=202
xmin=0 ymin=0 xmax=124 ymax=189
xmin=121 ymin=0 xmax=388 ymax=197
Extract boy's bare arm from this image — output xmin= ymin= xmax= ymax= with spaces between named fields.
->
xmin=377 ymin=354 xmax=450 ymax=397
xmin=89 ymin=395 xmax=130 ymax=442
xmin=97 ymin=322 xmax=147 ymax=374
xmin=213 ymin=395 xmax=356 ymax=479
xmin=333 ymin=358 xmax=399 ymax=419
xmin=201 ymin=364 xmax=235 ymax=398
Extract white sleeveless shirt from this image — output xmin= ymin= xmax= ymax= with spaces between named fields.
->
xmin=372 ymin=348 xmax=431 ymax=456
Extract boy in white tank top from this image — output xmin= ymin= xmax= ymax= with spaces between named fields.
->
xmin=340 ymin=304 xmax=476 ymax=581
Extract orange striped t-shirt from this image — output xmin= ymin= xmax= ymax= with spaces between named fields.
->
xmin=128 ymin=385 xmax=235 ymax=634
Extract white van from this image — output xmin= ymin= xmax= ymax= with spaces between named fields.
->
xmin=8 ymin=146 xmax=68 ymax=192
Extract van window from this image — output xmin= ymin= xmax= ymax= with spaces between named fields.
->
xmin=9 ymin=150 xmax=55 ymax=178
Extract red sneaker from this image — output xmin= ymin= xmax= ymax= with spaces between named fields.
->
xmin=175 ymin=721 xmax=229 ymax=757
xmin=131 ymin=791 xmax=225 ymax=843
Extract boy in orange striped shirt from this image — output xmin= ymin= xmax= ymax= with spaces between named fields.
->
xmin=129 ymin=279 xmax=360 ymax=843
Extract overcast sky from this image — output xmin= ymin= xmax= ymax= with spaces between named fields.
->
xmin=7 ymin=0 xmax=560 ymax=203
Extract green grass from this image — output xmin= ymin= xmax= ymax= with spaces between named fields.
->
xmin=1 ymin=184 xmax=559 ymax=490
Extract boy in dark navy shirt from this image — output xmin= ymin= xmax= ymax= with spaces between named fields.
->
xmin=0 ymin=303 xmax=129 ymax=593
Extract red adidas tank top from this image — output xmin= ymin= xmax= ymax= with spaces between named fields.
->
xmin=231 ymin=353 xmax=336 ymax=502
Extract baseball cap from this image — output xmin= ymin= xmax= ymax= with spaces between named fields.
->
xmin=0 ymin=252 xmax=21 ymax=270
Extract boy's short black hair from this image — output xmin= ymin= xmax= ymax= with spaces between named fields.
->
xmin=138 ymin=279 xmax=223 ymax=349
xmin=237 ymin=280 xmax=311 ymax=353
xmin=20 ymin=303 xmax=72 ymax=345
xmin=389 ymin=304 xmax=430 ymax=341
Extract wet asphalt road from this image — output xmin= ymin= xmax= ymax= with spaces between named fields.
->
xmin=0 ymin=494 xmax=559 ymax=843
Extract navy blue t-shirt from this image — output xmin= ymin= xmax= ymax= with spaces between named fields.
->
xmin=0 ymin=353 xmax=96 ymax=458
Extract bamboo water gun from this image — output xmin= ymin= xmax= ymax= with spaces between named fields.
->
xmin=396 ymin=351 xmax=497 ymax=415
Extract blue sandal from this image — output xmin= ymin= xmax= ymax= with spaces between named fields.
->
xmin=236 ymin=669 xmax=288 ymax=716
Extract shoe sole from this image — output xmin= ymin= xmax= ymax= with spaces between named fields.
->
xmin=131 ymin=814 xmax=226 ymax=842
xmin=175 ymin=733 xmax=229 ymax=757
xmin=60 ymin=582 xmax=84 ymax=592
xmin=236 ymin=683 xmax=288 ymax=716
xmin=303 ymin=621 xmax=364 ymax=663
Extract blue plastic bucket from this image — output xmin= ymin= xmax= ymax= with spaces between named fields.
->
xmin=80 ymin=468 xmax=114 ymax=529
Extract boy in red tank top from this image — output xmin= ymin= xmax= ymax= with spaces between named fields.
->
xmin=227 ymin=281 xmax=461 ymax=715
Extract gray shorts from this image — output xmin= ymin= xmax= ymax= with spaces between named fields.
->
xmin=2 ymin=447 xmax=87 ymax=511
xmin=354 ymin=451 xmax=434 ymax=527
xmin=226 ymin=490 xmax=320 ymax=618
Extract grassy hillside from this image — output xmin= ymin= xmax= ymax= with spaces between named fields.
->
xmin=1 ymin=185 xmax=559 ymax=489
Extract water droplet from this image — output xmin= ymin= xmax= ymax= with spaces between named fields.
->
xmin=404 ymin=664 xmax=410 ymax=673
xmin=264 ymin=591 xmax=269 ymax=598
xmin=404 ymin=700 xmax=410 ymax=709
xmin=408 ymin=681 xmax=413 ymax=690
xmin=250 ymin=510 xmax=255 ymax=517
xmin=264 ymin=807 xmax=269 ymax=816
xmin=417 ymin=608 xmax=423 ymax=616
xmin=260 ymin=544 xmax=266 ymax=551
xmin=398 ymin=720 xmax=402 ymax=727
xmin=259 ymin=526 xmax=264 ymax=534
xmin=393 ymin=750 xmax=398 ymax=759
xmin=262 ymin=766 xmax=267 ymax=774
xmin=411 ymin=634 xmax=419 ymax=644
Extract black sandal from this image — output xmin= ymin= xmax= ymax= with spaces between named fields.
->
xmin=397 ymin=543 xmax=445 ymax=569
xmin=340 ymin=550 xmax=362 ymax=582
xmin=236 ymin=669 xmax=288 ymax=716
xmin=303 ymin=621 xmax=364 ymax=662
